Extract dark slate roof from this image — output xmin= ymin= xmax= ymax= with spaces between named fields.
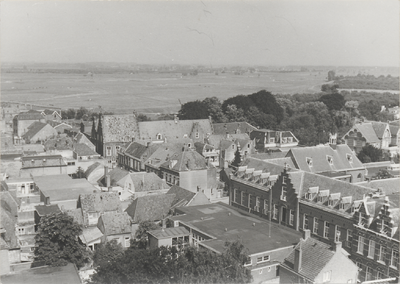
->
xmin=145 ymin=145 xmax=182 ymax=170
xmin=194 ymin=142 xmax=214 ymax=155
xmin=98 ymin=211 xmax=131 ymax=235
xmin=125 ymin=194 xmax=175 ymax=223
xmin=206 ymin=133 xmax=250 ymax=149
xmin=148 ymin=227 xmax=190 ymax=239
xmin=0 ymin=263 xmax=82 ymax=284
xmin=73 ymin=143 xmax=99 ymax=156
xmin=129 ymin=172 xmax=169 ymax=192
xmin=22 ymin=122 xmax=48 ymax=139
xmin=212 ymin=122 xmax=257 ymax=135
xmin=389 ymin=123 xmax=399 ymax=138
xmin=287 ymin=144 xmax=363 ymax=173
xmin=35 ymin=204 xmax=61 ymax=216
xmin=16 ymin=110 xmax=43 ymax=120
xmin=283 ymin=237 xmax=335 ymax=280
xmin=167 ymin=185 xmax=196 ymax=207
xmin=102 ymin=114 xmax=140 ymax=143
xmin=265 ymin=157 xmax=296 ymax=168
xmin=74 ymin=131 xmax=93 ymax=145
xmin=160 ymin=150 xmax=208 ymax=172
xmin=79 ymin=192 xmax=121 ymax=213
xmin=241 ymin=157 xmax=292 ymax=176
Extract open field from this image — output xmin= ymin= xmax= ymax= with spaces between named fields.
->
xmin=1 ymin=71 xmax=328 ymax=114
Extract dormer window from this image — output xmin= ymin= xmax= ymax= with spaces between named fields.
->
xmin=346 ymin=154 xmax=353 ymax=163
xmin=306 ymin=157 xmax=313 ymax=167
xmin=327 ymin=155 xmax=333 ymax=165
xmin=328 ymin=199 xmax=334 ymax=206
xmin=339 ymin=203 xmax=345 ymax=210
xmin=305 ymin=192 xmax=313 ymax=200
xmin=157 ymin=133 xmax=162 ymax=140
xmin=287 ymin=137 xmax=293 ymax=143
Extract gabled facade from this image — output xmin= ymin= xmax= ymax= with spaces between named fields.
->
xmin=250 ymin=129 xmax=299 ymax=150
xmin=40 ymin=109 xmax=62 ymax=122
xmin=194 ymin=142 xmax=220 ymax=167
xmin=97 ymin=212 xmax=132 ymax=248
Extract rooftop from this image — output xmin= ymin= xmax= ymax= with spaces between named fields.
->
xmin=98 ymin=211 xmax=132 ymax=235
xmin=212 ymin=122 xmax=257 ymax=135
xmin=22 ymin=122 xmax=49 ymax=139
xmin=170 ymin=203 xmax=301 ymax=255
xmin=21 ymin=155 xmax=66 ymax=168
xmin=73 ymin=143 xmax=99 ymax=156
xmin=129 ymin=172 xmax=169 ymax=192
xmin=79 ymin=192 xmax=121 ymax=213
xmin=35 ymin=204 xmax=61 ymax=216
xmin=160 ymin=149 xmax=208 ymax=172
xmin=101 ymin=114 xmax=140 ymax=143
xmin=148 ymin=227 xmax=190 ymax=240
xmin=16 ymin=110 xmax=43 ymax=121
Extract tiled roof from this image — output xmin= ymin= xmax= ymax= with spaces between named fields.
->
xmin=129 ymin=172 xmax=169 ymax=192
xmin=249 ymin=151 xmax=287 ymax=160
xmin=148 ymin=227 xmax=189 ymax=239
xmin=212 ymin=122 xmax=257 ymax=135
xmin=160 ymin=149 xmax=208 ymax=172
xmin=44 ymin=136 xmax=74 ymax=151
xmin=194 ymin=142 xmax=215 ymax=155
xmin=102 ymin=114 xmax=140 ymax=143
xmin=207 ymin=134 xmax=250 ymax=149
xmin=66 ymin=208 xmax=84 ymax=225
xmin=35 ymin=204 xmax=61 ymax=216
xmin=138 ymin=119 xmax=212 ymax=141
xmin=357 ymin=178 xmax=400 ymax=196
xmin=74 ymin=143 xmax=99 ymax=156
xmin=101 ymin=167 xmax=130 ymax=186
xmin=167 ymin=185 xmax=196 ymax=207
xmin=21 ymin=155 xmax=66 ymax=168
xmin=79 ymin=192 xmax=121 ymax=213
xmin=283 ymin=237 xmax=334 ymax=280
xmin=220 ymin=139 xmax=235 ymax=151
xmin=287 ymin=144 xmax=363 ymax=173
xmin=22 ymin=122 xmax=48 ymax=139
xmin=389 ymin=122 xmax=399 ymax=137
xmin=98 ymin=211 xmax=131 ymax=235
xmin=16 ymin=110 xmax=43 ymax=120
xmin=123 ymin=141 xmax=159 ymax=159
xmin=348 ymin=123 xmax=379 ymax=143
xmin=371 ymin=121 xmax=389 ymax=139
xmin=241 ymin=157 xmax=293 ymax=176
xmin=125 ymin=194 xmax=175 ymax=223
xmin=79 ymin=226 xmax=103 ymax=243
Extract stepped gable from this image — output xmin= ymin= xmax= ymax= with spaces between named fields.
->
xmin=102 ymin=114 xmax=139 ymax=143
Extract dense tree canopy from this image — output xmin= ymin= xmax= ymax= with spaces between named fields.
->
xmin=178 ymin=100 xmax=209 ymax=120
xmin=132 ymin=221 xmax=160 ymax=249
xmin=357 ymin=145 xmax=385 ymax=163
xmin=319 ymin=92 xmax=345 ymax=111
xmin=34 ymin=212 xmax=91 ymax=269
xmin=90 ymin=240 xmax=252 ymax=284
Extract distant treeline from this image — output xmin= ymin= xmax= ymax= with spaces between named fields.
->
xmin=330 ymin=71 xmax=399 ymax=90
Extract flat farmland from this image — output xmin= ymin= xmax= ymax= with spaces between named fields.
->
xmin=1 ymin=71 xmax=327 ymax=114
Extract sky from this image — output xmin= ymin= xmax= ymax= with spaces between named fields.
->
xmin=1 ymin=0 xmax=399 ymax=66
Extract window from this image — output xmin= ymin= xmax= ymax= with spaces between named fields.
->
xmin=282 ymin=176 xmax=287 ymax=184
xmin=241 ymin=191 xmax=245 ymax=206
xmin=281 ymin=187 xmax=287 ymax=201
xmin=257 ymin=257 xmax=263 ymax=263
xmin=116 ymin=146 xmax=120 ymax=152
xmin=287 ymin=137 xmax=293 ymax=143
xmin=346 ymin=230 xmax=352 ymax=247
xmin=234 ymin=189 xmax=238 ymax=203
xmin=346 ymin=154 xmax=353 ymax=163
xmin=195 ymin=132 xmax=199 ymax=138
xmin=335 ymin=225 xmax=340 ymax=242
xmin=263 ymin=255 xmax=270 ymax=261
xmin=357 ymin=173 xmax=362 ymax=181
xmin=18 ymin=228 xmax=25 ymax=235
xmin=273 ymin=204 xmax=278 ymax=220
xmin=327 ymin=155 xmax=333 ymax=165
xmin=244 ymin=257 xmax=252 ymax=266
xmin=248 ymin=194 xmax=252 ymax=208
xmin=269 ymin=138 xmax=275 ymax=143
xmin=313 ymin=218 xmax=319 ymax=234
xmin=306 ymin=157 xmax=313 ymax=167
xmin=368 ymin=240 xmax=375 ymax=258
xmin=365 ymin=267 xmax=372 ymax=281
xmin=232 ymin=144 xmax=235 ymax=150
xmin=289 ymin=210 xmax=294 ymax=225
xmin=391 ymin=250 xmax=399 ymax=268
xmin=378 ymin=245 xmax=386 ymax=263
xmin=255 ymin=197 xmax=260 ymax=212
xmin=328 ymin=199 xmax=334 ymax=206
xmin=125 ymin=237 xmax=130 ymax=247
xmin=324 ymin=221 xmax=330 ymax=238
xmin=305 ymin=192 xmax=313 ymax=200
xmin=106 ymin=146 xmax=112 ymax=156
xmin=263 ymin=200 xmax=268 ymax=215
xmin=303 ymin=214 xmax=309 ymax=230
xmin=357 ymin=236 xmax=364 ymax=253
xmin=282 ymin=137 xmax=287 ymax=143
xmin=339 ymin=203 xmax=345 ymax=210
xmin=377 ymin=271 xmax=384 ymax=280
xmin=322 ymin=270 xmax=331 ymax=282
xmin=157 ymin=133 xmax=162 ymax=140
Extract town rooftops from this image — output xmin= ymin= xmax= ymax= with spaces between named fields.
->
xmin=286 ymin=144 xmax=364 ymax=173
xmin=1 ymin=263 xmax=81 ymax=284
xmin=125 ymin=193 xmax=176 ymax=223
xmin=283 ymin=236 xmax=338 ymax=281
xmin=79 ymin=192 xmax=121 ymax=213
xmin=148 ymin=227 xmax=190 ymax=240
xmin=357 ymin=178 xmax=400 ymax=196
xmin=98 ymin=211 xmax=132 ymax=235
xmin=15 ymin=110 xmax=43 ymax=120
xmin=170 ymin=203 xmax=302 ymax=255
xmin=212 ymin=122 xmax=257 ymax=135
xmin=35 ymin=204 xmax=61 ymax=216
xmin=206 ymin=133 xmax=250 ymax=149
xmin=160 ymin=149 xmax=208 ymax=172
xmin=101 ymin=114 xmax=140 ymax=143
xmin=123 ymin=141 xmax=157 ymax=158
xmin=21 ymin=155 xmax=66 ymax=168
xmin=0 ymin=205 xmax=19 ymax=250
xmin=85 ymin=162 xmax=102 ymax=178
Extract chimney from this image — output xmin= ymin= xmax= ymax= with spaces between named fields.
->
xmin=302 ymin=229 xmax=311 ymax=240
xmin=106 ymin=174 xmax=111 ymax=188
xmin=332 ymin=241 xmax=342 ymax=252
xmin=294 ymin=242 xmax=302 ymax=272
xmin=162 ymin=219 xmax=166 ymax=229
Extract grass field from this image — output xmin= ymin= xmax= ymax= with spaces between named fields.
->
xmin=1 ymin=71 xmax=328 ymax=114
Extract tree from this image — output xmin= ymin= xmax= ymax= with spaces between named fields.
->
xmin=62 ymin=108 xmax=76 ymax=120
xmin=137 ymin=114 xmax=151 ymax=122
xmin=232 ymin=146 xmax=242 ymax=168
xmin=90 ymin=240 xmax=252 ymax=284
xmin=34 ymin=212 xmax=91 ymax=269
xmin=319 ymin=93 xmax=345 ymax=111
xmin=203 ymin=97 xmax=227 ymax=123
xmin=80 ymin=122 xmax=85 ymax=133
xmin=178 ymin=100 xmax=209 ymax=120
xmin=327 ymin=70 xmax=336 ymax=81
xmin=222 ymin=95 xmax=255 ymax=113
xmin=73 ymin=166 xmax=85 ymax=179
xmin=76 ymin=107 xmax=89 ymax=120
xmin=248 ymin=90 xmax=284 ymax=123
xmin=92 ymin=240 xmax=124 ymax=268
xmin=357 ymin=145 xmax=384 ymax=163
xmin=132 ymin=221 xmax=160 ymax=249
xmin=225 ymin=104 xmax=246 ymax=122
xmin=373 ymin=169 xmax=393 ymax=180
